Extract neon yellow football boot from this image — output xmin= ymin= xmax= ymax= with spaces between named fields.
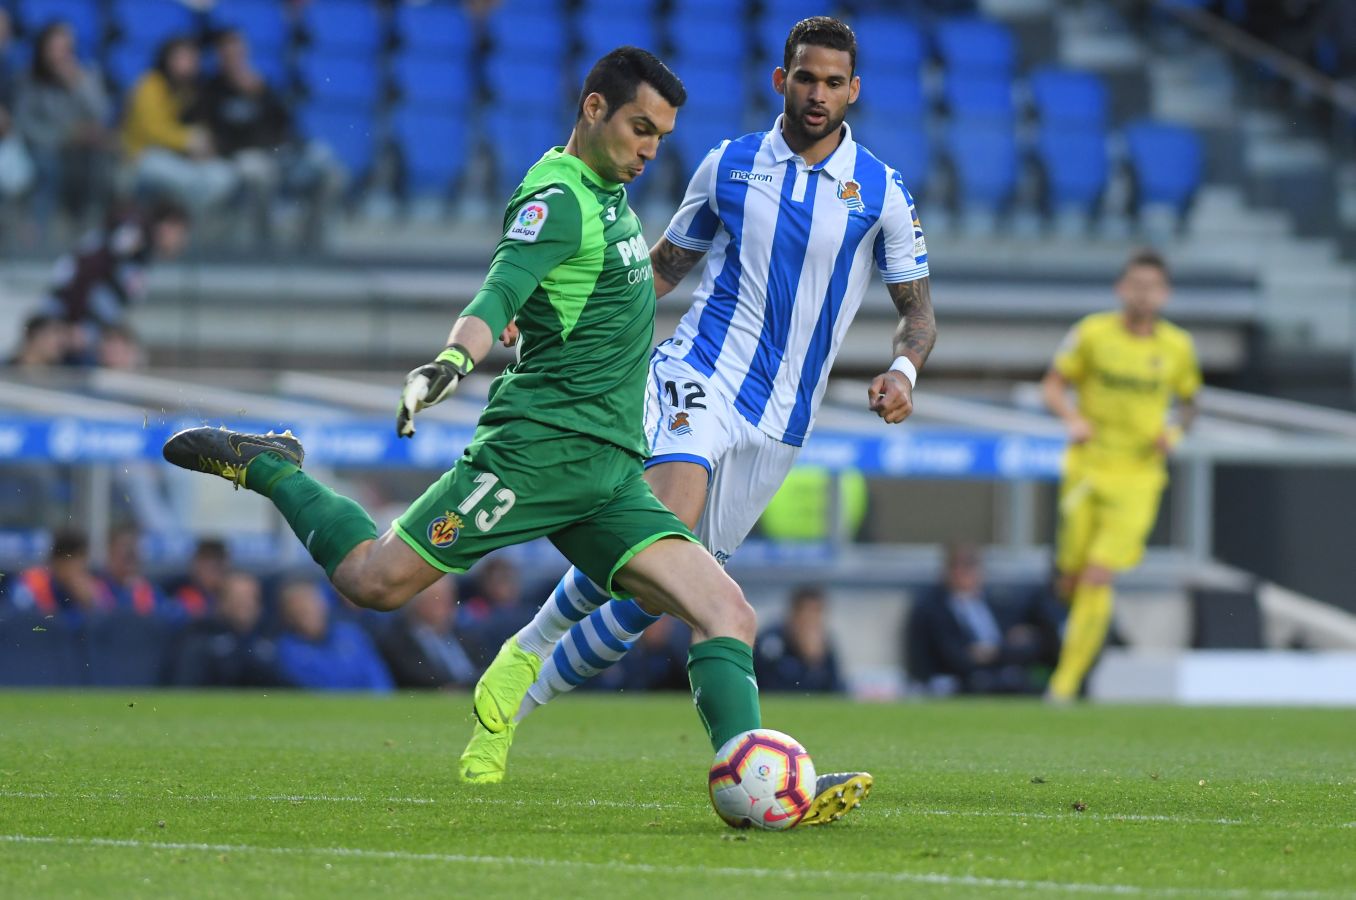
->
xmin=471 ymin=637 xmax=541 ymax=733
xmin=458 ymin=719 xmax=515 ymax=785
xmin=799 ymin=772 xmax=874 ymax=826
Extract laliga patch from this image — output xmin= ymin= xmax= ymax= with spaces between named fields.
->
xmin=506 ymin=201 xmax=549 ymax=242
xmin=427 ymin=511 xmax=464 ymax=548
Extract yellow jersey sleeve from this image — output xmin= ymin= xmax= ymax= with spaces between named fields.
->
xmin=1173 ymin=333 xmax=1203 ymax=399
xmin=1052 ymin=320 xmax=1089 ymax=383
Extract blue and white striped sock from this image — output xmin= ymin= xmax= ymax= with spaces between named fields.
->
xmin=514 ymin=566 xmax=610 ymax=659
xmin=521 ymin=599 xmax=661 ymax=718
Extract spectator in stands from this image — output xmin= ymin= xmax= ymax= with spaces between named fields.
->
xmin=905 ymin=543 xmax=1054 ymax=695
xmin=0 ymin=7 xmax=34 ymax=211
xmin=167 ymin=537 xmax=229 ymax=619
xmin=122 ymin=35 xmax=237 ymax=216
xmin=96 ymin=321 xmax=146 ymax=369
xmin=168 ymin=569 xmax=278 ymax=687
xmin=754 ymin=585 xmax=844 ymax=693
xmin=99 ymin=527 xmax=170 ymax=618
xmin=203 ymin=28 xmax=343 ymax=251
xmin=41 ymin=201 xmax=190 ymax=363
xmin=14 ymin=21 xmax=112 ymax=237
xmin=275 ymin=577 xmax=394 ymax=692
xmin=457 ymin=557 xmax=533 ymax=668
xmin=7 ymin=529 xmax=113 ymax=622
xmin=606 ymin=614 xmax=692 ymax=693
xmin=377 ymin=576 xmax=477 ymax=689
xmin=6 ymin=314 xmax=69 ymax=369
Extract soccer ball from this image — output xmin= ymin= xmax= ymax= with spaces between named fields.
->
xmin=708 ymin=729 xmax=816 ymax=830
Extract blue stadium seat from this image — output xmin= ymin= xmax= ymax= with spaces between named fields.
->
xmin=393 ymin=2 xmax=474 ymax=57
xmin=0 ymin=612 xmax=84 ymax=686
xmin=303 ymin=0 xmax=384 ymax=55
xmin=670 ymin=101 xmax=743 ymax=174
xmin=211 ymin=0 xmax=292 ymax=55
xmin=947 ymin=120 xmax=1018 ymax=208
xmin=1124 ymin=120 xmax=1203 ymax=211
xmin=857 ymin=69 xmax=926 ymax=118
xmin=1028 ymin=67 xmax=1108 ymax=130
xmin=671 ymin=0 xmax=741 ymax=15
xmin=934 ymin=17 xmax=1015 ymax=77
xmin=393 ymin=106 xmax=468 ymax=194
xmin=84 ymin=613 xmax=171 ymax=686
xmin=485 ymin=109 xmax=568 ymax=197
xmin=299 ymin=104 xmax=377 ymax=177
xmin=579 ymin=12 xmax=659 ymax=57
xmin=854 ymin=115 xmax=932 ymax=195
xmin=111 ymin=0 xmax=198 ymax=47
xmin=581 ymin=0 xmax=660 ymax=15
xmin=1037 ymin=127 xmax=1108 ymax=212
xmin=392 ymin=54 xmax=473 ymax=110
xmin=20 ymin=0 xmax=102 ymax=58
xmin=105 ymin=42 xmax=156 ymax=91
xmin=487 ymin=55 xmax=566 ymax=109
xmin=668 ymin=15 xmax=745 ymax=63
xmin=299 ymin=53 xmax=383 ymax=107
xmin=943 ymin=73 xmax=1014 ymax=122
xmin=761 ymin=0 xmax=824 ymax=24
xmin=486 ymin=9 xmax=567 ymax=58
xmin=854 ymin=15 xmax=925 ymax=76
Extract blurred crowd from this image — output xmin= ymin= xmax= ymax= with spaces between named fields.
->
xmin=0 ymin=9 xmax=344 ymax=251
xmin=0 ymin=524 xmax=1070 ymax=695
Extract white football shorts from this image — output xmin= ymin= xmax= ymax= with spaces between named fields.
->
xmin=642 ymin=343 xmax=800 ymax=565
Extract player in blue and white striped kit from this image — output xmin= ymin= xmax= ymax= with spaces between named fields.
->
xmin=461 ymin=17 xmax=936 ymax=824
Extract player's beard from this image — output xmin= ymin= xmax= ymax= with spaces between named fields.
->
xmin=784 ymin=100 xmax=845 ymax=147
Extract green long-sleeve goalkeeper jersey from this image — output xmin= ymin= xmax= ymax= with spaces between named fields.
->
xmin=464 ymin=148 xmax=656 ymax=458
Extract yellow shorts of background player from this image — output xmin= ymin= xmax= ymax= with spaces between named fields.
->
xmin=1056 ymin=461 xmax=1167 ymax=574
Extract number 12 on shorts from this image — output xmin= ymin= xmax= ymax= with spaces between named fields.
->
xmin=457 ymin=471 xmax=516 ymax=531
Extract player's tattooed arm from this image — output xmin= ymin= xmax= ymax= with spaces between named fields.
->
xmin=888 ymin=276 xmax=936 ymax=370
xmin=650 ymin=237 xmax=706 ymax=299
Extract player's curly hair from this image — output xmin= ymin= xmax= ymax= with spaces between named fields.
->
xmin=784 ymin=16 xmax=857 ymax=75
xmin=578 ymin=47 xmax=686 ymax=120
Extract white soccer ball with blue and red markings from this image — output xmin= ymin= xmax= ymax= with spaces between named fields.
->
xmin=708 ymin=728 xmax=816 ymax=830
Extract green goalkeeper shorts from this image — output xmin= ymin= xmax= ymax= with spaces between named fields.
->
xmin=394 ymin=419 xmax=697 ymax=594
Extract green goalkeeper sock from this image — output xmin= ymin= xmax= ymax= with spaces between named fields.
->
xmin=688 ymin=637 xmax=762 ymax=751
xmin=246 ymin=453 xmax=377 ymax=579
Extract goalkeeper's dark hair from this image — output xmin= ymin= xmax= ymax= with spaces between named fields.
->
xmin=784 ymin=16 xmax=857 ymax=75
xmin=577 ymin=46 xmax=686 ymax=120
xmin=1120 ymin=248 xmax=1171 ymax=282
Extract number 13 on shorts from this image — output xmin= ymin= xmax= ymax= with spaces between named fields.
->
xmin=458 ymin=471 xmax=517 ymax=531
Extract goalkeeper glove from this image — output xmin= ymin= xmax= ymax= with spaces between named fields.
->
xmin=396 ymin=344 xmax=474 ymax=438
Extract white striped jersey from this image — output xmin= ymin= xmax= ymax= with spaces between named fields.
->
xmin=662 ymin=115 xmax=929 ymax=447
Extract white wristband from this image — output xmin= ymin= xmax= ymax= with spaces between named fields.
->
xmin=888 ymin=356 xmax=917 ymax=388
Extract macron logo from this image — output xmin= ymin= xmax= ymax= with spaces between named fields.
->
xmin=728 ymin=169 xmax=773 ymax=183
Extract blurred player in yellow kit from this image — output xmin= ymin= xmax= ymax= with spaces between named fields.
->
xmin=1041 ymin=249 xmax=1201 ymax=701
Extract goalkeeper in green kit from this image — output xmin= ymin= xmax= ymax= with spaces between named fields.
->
xmin=162 ymin=49 xmax=767 ymax=769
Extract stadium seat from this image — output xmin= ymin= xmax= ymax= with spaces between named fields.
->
xmin=484 ymin=109 xmax=568 ymax=197
xmin=1123 ymin=120 xmax=1203 ymax=211
xmin=667 ymin=15 xmax=745 ymax=63
xmin=0 ymin=612 xmax=84 ymax=686
xmin=111 ymin=0 xmax=198 ymax=48
xmin=393 ymin=2 xmax=475 ymax=57
xmin=211 ymin=0 xmax=292 ymax=55
xmin=84 ymin=612 xmax=172 ymax=686
xmin=579 ymin=13 xmax=659 ymax=57
xmin=947 ymin=120 xmax=1018 ymax=209
xmin=303 ymin=1 xmax=385 ymax=55
xmin=856 ymin=68 xmax=926 ymax=119
xmin=943 ymin=73 xmax=1014 ymax=122
xmin=392 ymin=54 xmax=473 ymax=110
xmin=934 ymin=17 xmax=1016 ymax=77
xmin=761 ymin=0 xmax=824 ymax=24
xmin=393 ymin=107 xmax=468 ymax=195
xmin=1028 ymin=67 xmax=1108 ymax=130
xmin=485 ymin=9 xmax=567 ymax=58
xmin=486 ymin=55 xmax=567 ymax=109
xmin=853 ymin=115 xmax=932 ymax=195
xmin=853 ymin=15 xmax=926 ymax=76
xmin=1036 ymin=127 xmax=1108 ymax=213
xmin=299 ymin=53 xmax=384 ymax=107
xmin=20 ymin=0 xmax=102 ymax=58
xmin=105 ymin=42 xmax=156 ymax=92
xmin=670 ymin=0 xmax=736 ymax=13
xmin=580 ymin=0 xmax=660 ymax=15
xmin=671 ymin=102 xmax=745 ymax=174
xmin=298 ymin=105 xmax=378 ymax=178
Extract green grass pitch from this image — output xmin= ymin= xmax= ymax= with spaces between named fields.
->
xmin=1 ymin=691 xmax=1353 ymax=898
